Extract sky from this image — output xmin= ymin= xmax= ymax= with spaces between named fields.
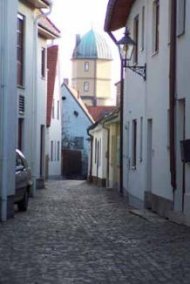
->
xmin=49 ymin=0 xmax=120 ymax=93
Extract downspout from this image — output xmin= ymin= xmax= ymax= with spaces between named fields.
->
xmin=169 ymin=0 xmax=177 ymax=191
xmin=102 ymin=121 xmax=110 ymax=188
xmin=32 ymin=3 xmax=52 ymax=195
xmin=87 ymin=128 xmax=93 ymax=182
xmin=108 ymin=31 xmax=124 ymax=195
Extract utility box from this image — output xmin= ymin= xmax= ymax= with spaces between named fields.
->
xmin=180 ymin=139 xmax=190 ymax=163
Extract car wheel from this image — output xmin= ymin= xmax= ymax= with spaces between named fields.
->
xmin=17 ymin=190 xmax=29 ymax=212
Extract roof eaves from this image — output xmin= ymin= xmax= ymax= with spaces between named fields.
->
xmin=104 ymin=0 xmax=135 ymax=32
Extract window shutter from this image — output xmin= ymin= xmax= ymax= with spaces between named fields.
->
xmin=177 ymin=0 xmax=185 ymax=36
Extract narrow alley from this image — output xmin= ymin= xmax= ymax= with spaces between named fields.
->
xmin=0 ymin=180 xmax=190 ymax=284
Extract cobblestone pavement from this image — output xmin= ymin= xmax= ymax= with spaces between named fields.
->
xmin=1 ymin=180 xmax=190 ymax=284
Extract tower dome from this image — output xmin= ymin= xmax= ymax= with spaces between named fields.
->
xmin=72 ymin=29 xmax=112 ymax=60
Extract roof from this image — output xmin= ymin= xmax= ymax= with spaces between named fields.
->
xmin=26 ymin=0 xmax=52 ymax=8
xmin=104 ymin=0 xmax=135 ymax=32
xmin=72 ymin=29 xmax=112 ymax=60
xmin=47 ymin=45 xmax=58 ymax=127
xmin=88 ymin=107 xmax=120 ymax=132
xmin=62 ymin=84 xmax=95 ymax=124
xmin=38 ymin=15 xmax=61 ymax=39
xmin=87 ymin=106 xmax=117 ymax=122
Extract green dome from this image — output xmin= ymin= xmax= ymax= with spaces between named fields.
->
xmin=72 ymin=29 xmax=112 ymax=60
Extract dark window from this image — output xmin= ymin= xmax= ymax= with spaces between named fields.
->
xmin=134 ymin=15 xmax=139 ymax=64
xmin=41 ymin=48 xmax=46 ymax=78
xmin=132 ymin=119 xmax=137 ymax=168
xmin=17 ymin=14 xmax=24 ymax=86
xmin=153 ymin=0 xmax=160 ymax=52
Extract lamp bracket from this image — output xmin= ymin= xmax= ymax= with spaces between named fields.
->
xmin=122 ymin=60 xmax=146 ymax=81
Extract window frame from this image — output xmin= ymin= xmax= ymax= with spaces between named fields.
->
xmin=17 ymin=13 xmax=25 ymax=87
xmin=152 ymin=0 xmax=160 ymax=54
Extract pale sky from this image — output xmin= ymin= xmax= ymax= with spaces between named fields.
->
xmin=49 ymin=0 xmax=120 ymax=94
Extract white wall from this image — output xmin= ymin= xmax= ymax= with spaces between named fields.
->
xmin=48 ymin=49 xmax=62 ymax=177
xmin=123 ymin=0 xmax=173 ymax=207
xmin=0 ymin=0 xmax=17 ymax=220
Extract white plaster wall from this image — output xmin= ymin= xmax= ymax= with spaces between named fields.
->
xmin=18 ymin=3 xmax=35 ymax=167
xmin=90 ymin=126 xmax=107 ymax=180
xmin=0 ymin=0 xmax=17 ymax=201
xmin=48 ymin=51 xmax=62 ymax=177
xmin=123 ymin=0 xmax=173 ymax=206
xmin=175 ymin=0 xmax=190 ymax=214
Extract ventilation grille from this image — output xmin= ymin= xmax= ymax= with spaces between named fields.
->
xmin=19 ymin=95 xmax=25 ymax=114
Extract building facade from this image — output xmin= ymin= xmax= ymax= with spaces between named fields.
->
xmin=46 ymin=45 xmax=62 ymax=178
xmin=105 ymin=0 xmax=190 ymax=225
xmin=61 ymin=83 xmax=94 ymax=179
xmin=17 ymin=1 xmax=60 ymax=191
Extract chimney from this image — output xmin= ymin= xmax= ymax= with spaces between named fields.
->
xmin=63 ymin=78 xmax=69 ymax=86
xmin=75 ymin=34 xmax=80 ymax=47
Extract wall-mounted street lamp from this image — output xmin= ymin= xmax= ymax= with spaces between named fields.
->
xmin=117 ymin=28 xmax=146 ymax=81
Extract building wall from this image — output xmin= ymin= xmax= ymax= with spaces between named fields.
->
xmin=72 ymin=58 xmax=113 ymax=106
xmin=90 ymin=126 xmax=108 ymax=184
xmin=48 ymin=51 xmax=62 ymax=177
xmin=61 ymin=85 xmax=93 ymax=177
xmin=0 ymin=0 xmax=17 ymax=220
xmin=123 ymin=0 xmax=173 ymax=210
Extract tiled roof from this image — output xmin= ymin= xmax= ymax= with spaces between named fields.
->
xmin=87 ymin=106 xmax=116 ymax=122
xmin=39 ymin=15 xmax=61 ymax=39
xmin=47 ymin=45 xmax=58 ymax=127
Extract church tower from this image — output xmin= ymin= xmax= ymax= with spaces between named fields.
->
xmin=71 ymin=29 xmax=113 ymax=106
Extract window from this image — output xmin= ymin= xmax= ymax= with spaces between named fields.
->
xmin=132 ymin=119 xmax=137 ymax=168
xmin=52 ymin=99 xmax=55 ymax=118
xmin=134 ymin=15 xmax=139 ymax=63
xmin=50 ymin=141 xmax=53 ymax=161
xmin=177 ymin=0 xmax=186 ymax=36
xmin=95 ymin=138 xmax=97 ymax=163
xmin=84 ymin=81 xmax=89 ymax=92
xmin=141 ymin=7 xmax=145 ymax=51
xmin=41 ymin=48 xmax=46 ymax=78
xmin=57 ymin=100 xmax=59 ymax=120
xmin=57 ymin=141 xmax=60 ymax=161
xmin=140 ymin=117 xmax=143 ymax=162
xmin=17 ymin=14 xmax=24 ymax=86
xmin=84 ymin=61 xmax=89 ymax=71
xmin=152 ymin=0 xmax=160 ymax=53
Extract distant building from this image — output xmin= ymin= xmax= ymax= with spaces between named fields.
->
xmin=61 ymin=83 xmax=94 ymax=179
xmin=46 ymin=45 xmax=62 ymax=178
xmin=71 ymin=29 xmax=113 ymax=107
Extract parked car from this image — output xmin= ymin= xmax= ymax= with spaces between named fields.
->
xmin=15 ymin=149 xmax=33 ymax=211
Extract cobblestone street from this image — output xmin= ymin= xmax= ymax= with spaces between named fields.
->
xmin=1 ymin=180 xmax=190 ymax=284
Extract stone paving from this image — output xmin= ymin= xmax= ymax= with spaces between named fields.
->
xmin=1 ymin=180 xmax=190 ymax=284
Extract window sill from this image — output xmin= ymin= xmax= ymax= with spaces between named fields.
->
xmin=17 ymin=84 xmax=25 ymax=90
xmin=151 ymin=50 xmax=159 ymax=57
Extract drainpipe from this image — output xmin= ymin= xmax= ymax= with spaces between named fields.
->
xmin=169 ymin=0 xmax=177 ymax=191
xmin=31 ymin=3 xmax=52 ymax=195
xmin=108 ymin=31 xmax=124 ymax=195
xmin=87 ymin=128 xmax=93 ymax=182
xmin=102 ymin=121 xmax=110 ymax=188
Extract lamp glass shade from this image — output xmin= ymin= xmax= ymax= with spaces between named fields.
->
xmin=117 ymin=28 xmax=136 ymax=61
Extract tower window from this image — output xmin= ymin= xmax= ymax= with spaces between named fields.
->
xmin=84 ymin=81 xmax=89 ymax=92
xmin=84 ymin=61 xmax=89 ymax=71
